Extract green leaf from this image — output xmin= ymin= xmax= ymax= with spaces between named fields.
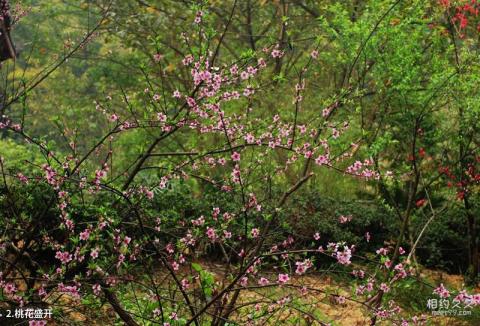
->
xmin=191 ymin=262 xmax=202 ymax=272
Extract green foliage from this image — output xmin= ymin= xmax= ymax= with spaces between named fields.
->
xmin=413 ymin=203 xmax=476 ymax=274
xmin=283 ymin=191 xmax=394 ymax=253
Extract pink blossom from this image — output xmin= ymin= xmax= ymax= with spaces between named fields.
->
xmin=223 ymin=230 xmax=232 ymax=239
xmin=365 ymin=232 xmax=371 ymax=242
xmin=79 ymin=229 xmax=90 ymax=241
xmin=192 ymin=215 xmax=205 ymax=226
xmin=433 ymin=283 xmax=450 ymax=298
xmin=170 ymin=311 xmax=178 ymax=320
xmin=352 ymin=269 xmax=365 ymax=279
xmin=231 ymin=152 xmax=241 ymax=161
xmin=335 ymin=246 xmax=352 ymax=265
xmin=117 ymin=254 xmax=125 ymax=267
xmin=247 ymin=66 xmax=257 ymax=75
xmin=157 ymin=112 xmax=167 ymax=122
xmin=153 ymin=53 xmax=163 ymax=62
xmin=29 ymin=321 xmax=47 ymax=326
xmin=376 ymin=247 xmax=388 ymax=256
xmin=166 ymin=243 xmax=175 ymax=254
xmin=240 ymin=71 xmax=249 ymax=80
xmin=230 ymin=64 xmax=238 ymax=75
xmin=171 ymin=261 xmax=179 ymax=271
xmin=206 ymin=227 xmax=217 ymax=241
xmin=336 ymin=296 xmax=346 ymax=304
xmin=182 ymin=54 xmax=194 ymax=66
xmin=271 ymin=48 xmax=284 ymax=58
xmin=92 ymin=284 xmax=101 ymax=296
xmin=315 ymin=155 xmax=329 ymax=166
xmin=90 ymin=248 xmax=99 ymax=259
xmin=295 ymin=262 xmax=307 ymax=275
xmin=240 ymin=276 xmax=248 ymax=287
xmin=356 ymin=285 xmax=366 ymax=295
xmin=338 ymin=215 xmax=352 ymax=224
xmin=58 ymin=283 xmax=81 ymax=299
xmin=258 ymin=57 xmax=266 ymax=68
xmin=258 ymin=277 xmax=269 ymax=286
xmin=16 ymin=173 xmax=29 ymax=184
xmin=194 ymin=11 xmax=203 ymax=24
xmin=277 ymin=273 xmax=290 ymax=284
xmin=181 ymin=278 xmax=190 ymax=290
xmin=4 ymin=282 xmax=16 ymax=294
xmin=384 ymin=260 xmax=392 ymax=268
xmin=231 ymin=164 xmax=241 ymax=183
xmin=332 ymin=128 xmax=340 ymax=139
xmin=380 ymin=283 xmax=390 ymax=293
xmin=245 ymin=133 xmax=255 ymax=143
xmin=322 ymin=107 xmax=331 ymax=117
xmin=55 ymin=250 xmax=72 ymax=264
xmin=65 ymin=219 xmax=75 ymax=230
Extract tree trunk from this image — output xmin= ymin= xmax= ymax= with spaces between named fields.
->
xmin=464 ymin=196 xmax=479 ymax=285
